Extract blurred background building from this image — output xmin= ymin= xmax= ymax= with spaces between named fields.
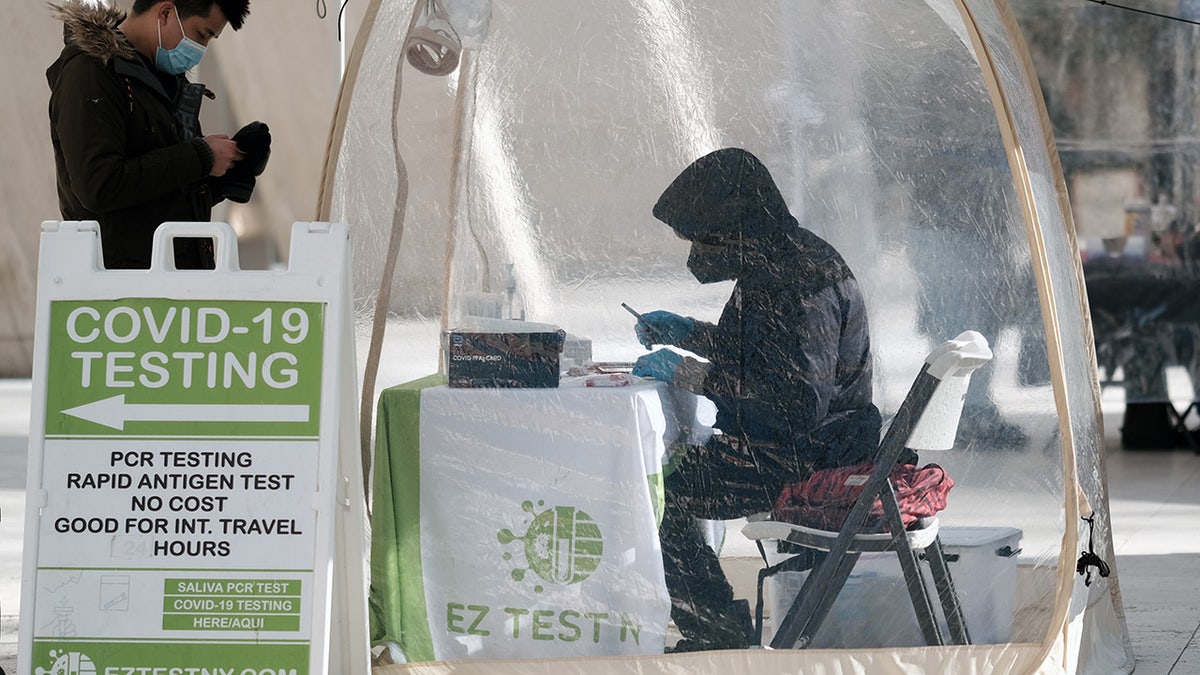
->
xmin=1013 ymin=0 xmax=1200 ymax=257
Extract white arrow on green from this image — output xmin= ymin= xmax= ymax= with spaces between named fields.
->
xmin=62 ymin=394 xmax=310 ymax=430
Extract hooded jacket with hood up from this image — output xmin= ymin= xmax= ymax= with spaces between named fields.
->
xmin=47 ymin=0 xmax=220 ymax=269
xmin=654 ymin=148 xmax=882 ymax=471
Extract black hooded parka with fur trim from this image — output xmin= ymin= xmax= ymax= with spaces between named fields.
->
xmin=47 ymin=0 xmax=220 ymax=269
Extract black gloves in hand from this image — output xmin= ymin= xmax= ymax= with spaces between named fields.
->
xmin=219 ymin=121 xmax=272 ymax=204
xmin=233 ymin=121 xmax=271 ymax=174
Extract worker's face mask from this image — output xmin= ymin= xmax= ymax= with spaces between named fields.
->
xmin=156 ymin=9 xmax=207 ymax=75
xmin=687 ymin=232 xmax=743 ymax=284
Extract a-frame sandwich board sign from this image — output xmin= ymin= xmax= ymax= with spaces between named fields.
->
xmin=19 ymin=221 xmax=369 ymax=675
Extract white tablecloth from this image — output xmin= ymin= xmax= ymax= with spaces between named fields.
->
xmin=370 ymin=377 xmax=713 ymax=661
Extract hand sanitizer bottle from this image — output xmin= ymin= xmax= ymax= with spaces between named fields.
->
xmin=503 ymin=263 xmax=526 ymax=320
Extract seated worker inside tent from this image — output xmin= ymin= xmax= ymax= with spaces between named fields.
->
xmin=631 ymin=148 xmax=882 ymax=652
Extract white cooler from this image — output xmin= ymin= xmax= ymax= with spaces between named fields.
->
xmin=764 ymin=526 xmax=1023 ymax=648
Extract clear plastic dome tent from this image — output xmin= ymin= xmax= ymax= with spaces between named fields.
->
xmin=319 ymin=0 xmax=1132 ymax=672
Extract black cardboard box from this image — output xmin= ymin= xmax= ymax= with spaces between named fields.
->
xmin=446 ymin=330 xmax=564 ymax=388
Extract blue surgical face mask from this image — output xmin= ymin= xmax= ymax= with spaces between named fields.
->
xmin=155 ymin=10 xmax=206 ymax=74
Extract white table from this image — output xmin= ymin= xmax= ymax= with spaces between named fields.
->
xmin=370 ymin=375 xmax=712 ymax=661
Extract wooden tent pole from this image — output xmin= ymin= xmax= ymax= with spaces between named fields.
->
xmin=953 ymin=1 xmax=1095 ymax=668
xmin=314 ymin=0 xmax=412 ymax=505
xmin=315 ymin=0 xmax=386 ymax=222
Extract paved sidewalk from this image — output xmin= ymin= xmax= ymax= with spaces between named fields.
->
xmin=1 ymin=380 xmax=31 ymax=673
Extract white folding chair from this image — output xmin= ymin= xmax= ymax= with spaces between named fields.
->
xmin=742 ymin=331 xmax=993 ymax=649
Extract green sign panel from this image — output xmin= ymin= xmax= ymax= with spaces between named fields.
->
xmin=28 ymin=640 xmax=308 ymax=674
xmin=44 ymin=298 xmax=325 ymax=437
xmin=162 ymin=578 xmax=304 ymax=632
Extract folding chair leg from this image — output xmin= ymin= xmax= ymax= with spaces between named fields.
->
xmin=754 ymin=548 xmax=828 ymax=647
xmin=1169 ymin=402 xmax=1199 ymax=453
xmin=791 ymin=551 xmax=863 ymax=648
xmin=754 ymin=566 xmax=770 ymax=646
xmin=925 ymin=537 xmax=971 ymax=645
xmin=769 ymin=549 xmax=862 ymax=649
xmin=894 ymin=538 xmax=944 ymax=646
xmin=882 ymin=494 xmax=945 ymax=647
xmin=767 ymin=563 xmax=823 ymax=649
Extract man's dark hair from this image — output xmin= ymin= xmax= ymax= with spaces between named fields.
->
xmin=132 ymin=0 xmax=251 ymax=30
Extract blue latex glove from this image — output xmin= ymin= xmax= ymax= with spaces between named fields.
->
xmin=634 ymin=310 xmax=694 ymax=349
xmin=632 ymin=349 xmax=684 ymax=382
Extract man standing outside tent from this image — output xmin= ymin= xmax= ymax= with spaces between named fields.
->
xmin=631 ymin=148 xmax=882 ymax=651
xmin=47 ymin=0 xmax=269 ymax=270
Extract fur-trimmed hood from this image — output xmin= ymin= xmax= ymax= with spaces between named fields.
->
xmin=49 ymin=0 xmax=135 ymax=65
